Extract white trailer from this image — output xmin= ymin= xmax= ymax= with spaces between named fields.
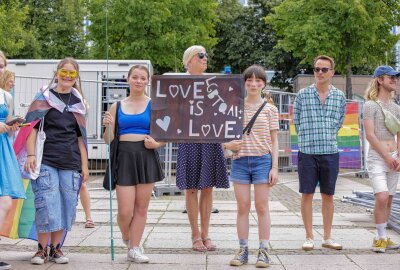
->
xmin=7 ymin=59 xmax=153 ymax=162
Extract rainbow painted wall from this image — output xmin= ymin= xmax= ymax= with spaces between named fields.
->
xmin=289 ymin=102 xmax=362 ymax=169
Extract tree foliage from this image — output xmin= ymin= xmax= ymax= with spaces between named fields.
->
xmin=211 ymin=0 xmax=300 ymax=91
xmin=0 ymin=1 xmax=36 ymax=57
xmin=211 ymin=0 xmax=278 ymax=74
xmin=18 ymin=0 xmax=87 ymax=59
xmin=88 ymin=0 xmax=218 ymax=74
xmin=266 ymin=0 xmax=400 ymax=98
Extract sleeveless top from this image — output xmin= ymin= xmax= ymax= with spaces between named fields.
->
xmin=118 ymin=100 xmax=151 ymax=135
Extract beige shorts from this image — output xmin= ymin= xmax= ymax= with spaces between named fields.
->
xmin=367 ymin=149 xmax=399 ymax=195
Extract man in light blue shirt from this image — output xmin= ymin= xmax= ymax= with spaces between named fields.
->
xmin=293 ymin=55 xmax=346 ymax=251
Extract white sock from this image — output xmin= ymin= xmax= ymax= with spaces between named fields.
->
xmin=259 ymin=239 xmax=269 ymax=249
xmin=376 ymin=223 xmax=387 ymax=239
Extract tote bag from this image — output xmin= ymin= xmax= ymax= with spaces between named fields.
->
xmin=18 ymin=118 xmax=46 ymax=180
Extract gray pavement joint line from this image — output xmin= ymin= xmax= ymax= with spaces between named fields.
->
xmin=142 ymin=200 xmax=172 ymax=246
xmin=345 ymin=254 xmax=364 ymax=270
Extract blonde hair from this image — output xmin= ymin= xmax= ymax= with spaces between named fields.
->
xmin=0 ymin=51 xmax=7 ymax=67
xmin=0 ymin=70 xmax=14 ymax=91
xmin=365 ymin=77 xmax=395 ymax=100
xmin=182 ymin=45 xmax=205 ymax=69
xmin=364 ymin=78 xmax=379 ymax=101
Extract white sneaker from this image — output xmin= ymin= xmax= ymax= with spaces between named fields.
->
xmin=322 ymin=239 xmax=343 ymax=250
xmin=127 ymin=247 xmax=149 ymax=263
xmin=302 ymin=238 xmax=314 ymax=251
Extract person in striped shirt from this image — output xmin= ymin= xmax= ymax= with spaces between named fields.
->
xmin=224 ymin=65 xmax=279 ymax=268
xmin=293 ymin=55 xmax=346 ymax=251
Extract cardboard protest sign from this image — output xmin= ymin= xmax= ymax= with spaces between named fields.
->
xmin=151 ymin=75 xmax=244 ymax=142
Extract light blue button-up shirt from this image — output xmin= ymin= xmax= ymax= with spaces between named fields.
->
xmin=293 ymin=84 xmax=346 ymax=154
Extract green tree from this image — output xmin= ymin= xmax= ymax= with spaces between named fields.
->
xmin=211 ymin=0 xmax=279 ymax=74
xmin=87 ymin=0 xmax=218 ymax=73
xmin=267 ymin=0 xmax=400 ymax=98
xmin=0 ymin=1 xmax=37 ymax=57
xmin=18 ymin=0 xmax=87 ymax=59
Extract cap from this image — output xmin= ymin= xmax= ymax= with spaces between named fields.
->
xmin=373 ymin=65 xmax=400 ymax=78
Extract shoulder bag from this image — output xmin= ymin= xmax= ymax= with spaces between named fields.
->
xmin=103 ymin=101 xmax=121 ymax=190
xmin=224 ymin=101 xmax=267 ymax=158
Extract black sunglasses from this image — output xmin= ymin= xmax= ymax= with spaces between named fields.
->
xmin=198 ymin=52 xmax=208 ymax=59
xmin=313 ymin=67 xmax=332 ymax=73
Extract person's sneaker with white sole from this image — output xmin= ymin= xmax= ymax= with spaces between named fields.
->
xmin=302 ymin=238 xmax=314 ymax=251
xmin=322 ymin=239 xmax=343 ymax=250
xmin=0 ymin=261 xmax=11 ymax=270
xmin=127 ymin=246 xmax=149 ymax=263
xmin=386 ymin=238 xmax=400 ymax=249
xmin=31 ymin=243 xmax=48 ymax=265
xmin=49 ymin=243 xmax=69 ymax=264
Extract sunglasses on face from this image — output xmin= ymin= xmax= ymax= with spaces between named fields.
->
xmin=58 ymin=69 xmax=78 ymax=79
xmin=198 ymin=52 xmax=208 ymax=59
xmin=313 ymin=67 xmax=332 ymax=73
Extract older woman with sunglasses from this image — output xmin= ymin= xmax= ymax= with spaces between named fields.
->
xmin=22 ymin=57 xmax=88 ymax=265
xmin=176 ymin=45 xmax=229 ymax=252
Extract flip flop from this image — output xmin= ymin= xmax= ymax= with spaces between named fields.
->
xmin=85 ymin=219 xmax=95 ymax=228
xmin=192 ymin=238 xmax=207 ymax=252
xmin=202 ymin=237 xmax=216 ymax=251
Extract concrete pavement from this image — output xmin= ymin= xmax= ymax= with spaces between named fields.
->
xmin=1 ymin=173 xmax=399 ymax=269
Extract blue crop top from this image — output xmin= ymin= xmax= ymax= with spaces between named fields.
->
xmin=118 ymin=100 xmax=151 ymax=135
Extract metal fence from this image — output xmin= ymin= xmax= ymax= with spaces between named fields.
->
xmin=12 ymin=76 xmax=368 ymax=191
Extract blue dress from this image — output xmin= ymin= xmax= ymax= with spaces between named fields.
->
xmin=0 ymin=91 xmax=26 ymax=199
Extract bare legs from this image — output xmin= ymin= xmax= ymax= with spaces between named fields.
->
xmin=80 ymin=182 xmax=92 ymax=222
xmin=233 ymin=184 xmax=271 ymax=242
xmin=301 ymin=193 xmax=335 ymax=240
xmin=116 ymin=183 xmax=154 ymax=247
xmin=186 ymin=187 xmax=214 ymax=249
xmin=0 ymin=196 xmax=12 ymax=229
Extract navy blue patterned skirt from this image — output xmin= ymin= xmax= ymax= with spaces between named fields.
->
xmin=176 ymin=143 xmax=229 ymax=190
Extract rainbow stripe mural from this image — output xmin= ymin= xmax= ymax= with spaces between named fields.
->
xmin=290 ymin=102 xmax=362 ymax=169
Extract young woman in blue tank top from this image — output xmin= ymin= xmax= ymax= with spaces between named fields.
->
xmin=103 ymin=65 xmax=164 ymax=263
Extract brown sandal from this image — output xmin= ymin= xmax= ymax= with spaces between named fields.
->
xmin=85 ymin=219 xmax=95 ymax=228
xmin=202 ymin=237 xmax=216 ymax=251
xmin=192 ymin=238 xmax=207 ymax=252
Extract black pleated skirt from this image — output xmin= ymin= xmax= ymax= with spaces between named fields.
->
xmin=116 ymin=141 xmax=164 ymax=186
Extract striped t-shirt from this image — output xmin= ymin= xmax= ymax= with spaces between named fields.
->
xmin=234 ymin=102 xmax=279 ymax=159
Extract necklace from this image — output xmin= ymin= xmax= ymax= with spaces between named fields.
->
xmin=56 ymin=90 xmax=72 ymax=112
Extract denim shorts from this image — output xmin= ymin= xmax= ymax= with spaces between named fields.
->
xmin=31 ymin=164 xmax=81 ymax=233
xmin=367 ymin=149 xmax=400 ymax=195
xmin=229 ymin=154 xmax=272 ymax=185
xmin=298 ymin=152 xmax=339 ymax=195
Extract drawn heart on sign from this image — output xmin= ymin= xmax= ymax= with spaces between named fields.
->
xmin=156 ymin=116 xmax=171 ymax=132
xmin=169 ymin=85 xmax=179 ymax=98
xmin=236 ymin=135 xmax=241 ymax=138
xmin=177 ymin=129 xmax=182 ymax=134
xmin=229 ymin=86 xmax=234 ymax=92
xmin=214 ymin=113 xmax=217 ymax=116
xmin=201 ymin=125 xmax=211 ymax=136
